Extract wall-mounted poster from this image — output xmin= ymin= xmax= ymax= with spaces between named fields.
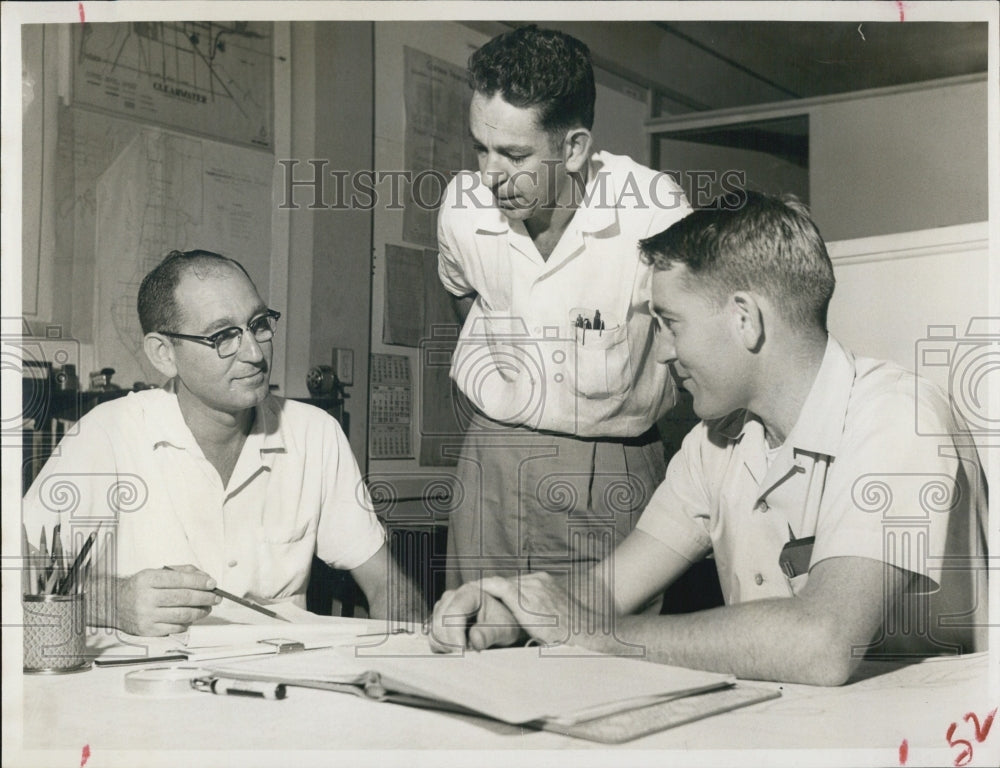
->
xmin=73 ymin=21 xmax=274 ymax=148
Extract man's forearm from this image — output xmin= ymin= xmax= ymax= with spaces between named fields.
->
xmin=574 ymin=557 xmax=901 ymax=686
xmin=363 ymin=565 xmax=429 ymax=625
xmin=579 ymin=598 xmax=860 ymax=686
xmin=503 ymin=556 xmax=895 ymax=686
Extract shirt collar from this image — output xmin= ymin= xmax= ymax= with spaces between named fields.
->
xmin=782 ymin=335 xmax=856 ymax=458
xmin=711 ymin=335 xmax=855 ymax=459
xmin=146 ymin=381 xmax=199 ymax=451
xmin=148 ymin=380 xmax=286 ymax=456
xmin=253 ymin=394 xmax=287 ymax=455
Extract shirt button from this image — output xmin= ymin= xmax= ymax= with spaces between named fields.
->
xmin=227 ymin=560 xmax=238 ymax=568
xmin=755 ymin=500 xmax=769 ymax=513
xmin=754 ymin=573 xmax=764 ymax=586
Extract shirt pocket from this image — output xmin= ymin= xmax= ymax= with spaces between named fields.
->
xmin=566 ymin=308 xmax=632 ymax=399
xmin=255 ymin=518 xmax=317 ymax=598
xmin=260 ymin=516 xmax=313 ymax=545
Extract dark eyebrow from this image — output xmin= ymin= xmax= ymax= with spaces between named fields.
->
xmin=497 ymin=144 xmax=534 ymax=156
xmin=201 ymin=305 xmax=268 ymax=335
xmin=468 ymin=130 xmax=533 ymax=156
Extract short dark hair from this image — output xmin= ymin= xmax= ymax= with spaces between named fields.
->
xmin=137 ymin=249 xmax=255 ymax=335
xmin=639 ymin=192 xmax=836 ymax=329
xmin=468 ymin=25 xmax=595 ymax=135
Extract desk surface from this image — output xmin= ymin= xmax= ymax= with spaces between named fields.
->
xmin=11 ymin=625 xmax=998 ymax=768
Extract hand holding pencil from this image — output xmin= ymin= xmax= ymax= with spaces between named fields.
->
xmin=115 ymin=565 xmax=221 ymax=637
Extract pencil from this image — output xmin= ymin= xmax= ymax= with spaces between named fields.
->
xmin=212 ymin=587 xmax=290 ymax=622
xmin=163 ymin=566 xmax=290 ymax=622
xmin=58 ymin=530 xmax=97 ymax=595
xmin=50 ymin=523 xmax=64 ymax=587
xmin=38 ymin=527 xmax=49 ymax=591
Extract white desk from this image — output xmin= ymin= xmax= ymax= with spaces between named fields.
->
xmin=11 ymin=628 xmax=998 ymax=768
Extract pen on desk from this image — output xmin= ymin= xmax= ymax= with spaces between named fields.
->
xmin=93 ymin=654 xmax=188 ymax=668
xmin=191 ymin=675 xmax=287 ymax=700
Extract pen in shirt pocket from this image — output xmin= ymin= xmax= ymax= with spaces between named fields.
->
xmin=572 ymin=307 xmax=608 ymax=345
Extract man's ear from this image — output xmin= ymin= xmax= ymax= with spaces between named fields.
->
xmin=731 ymin=292 xmax=765 ymax=353
xmin=562 ymin=127 xmax=592 ymax=174
xmin=143 ymin=333 xmax=178 ymax=379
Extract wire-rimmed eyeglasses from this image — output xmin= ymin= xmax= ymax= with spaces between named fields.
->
xmin=159 ymin=309 xmax=281 ymax=359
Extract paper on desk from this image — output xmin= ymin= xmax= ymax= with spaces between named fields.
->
xmin=89 ymin=600 xmax=409 ymax=665
xmin=172 ymin=601 xmax=398 ymax=649
xmin=207 ymin=636 xmax=736 ymax=726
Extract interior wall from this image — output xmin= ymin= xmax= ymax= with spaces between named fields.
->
xmin=656 ymin=136 xmax=810 ymax=206
xmin=826 ymin=222 xmax=990 ymax=373
xmin=591 ymin=68 xmax=649 ymax=162
xmin=809 ymin=79 xmax=987 ymax=241
xmin=305 ymin=22 xmax=375 ymax=466
xmin=283 ymin=23 xmax=317 ymax=403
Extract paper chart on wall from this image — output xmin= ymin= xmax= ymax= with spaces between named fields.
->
xmin=401 ymin=46 xmax=475 ymax=248
xmin=73 ymin=21 xmax=274 ymax=148
xmin=92 ymin=127 xmax=272 ymax=389
xmin=382 ymin=244 xmax=425 ymax=347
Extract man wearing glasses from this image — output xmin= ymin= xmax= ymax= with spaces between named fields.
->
xmin=22 ymin=250 xmax=421 ymax=636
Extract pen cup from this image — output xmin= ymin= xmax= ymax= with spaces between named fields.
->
xmin=23 ymin=592 xmax=91 ymax=674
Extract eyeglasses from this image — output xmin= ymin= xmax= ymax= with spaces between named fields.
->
xmin=159 ymin=309 xmax=281 ymax=359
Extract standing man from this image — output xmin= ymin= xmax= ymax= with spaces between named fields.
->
xmin=437 ymin=26 xmax=691 ymax=587
xmin=23 ymin=250 xmax=423 ymax=636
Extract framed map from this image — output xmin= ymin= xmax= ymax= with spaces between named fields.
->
xmin=73 ymin=20 xmax=273 ymax=148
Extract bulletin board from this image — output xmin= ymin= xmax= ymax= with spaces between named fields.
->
xmin=368 ymin=21 xmax=650 ymax=504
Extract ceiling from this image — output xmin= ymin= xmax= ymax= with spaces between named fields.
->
xmin=471 ymin=20 xmax=989 ymax=115
xmin=654 ymin=21 xmax=989 ymax=112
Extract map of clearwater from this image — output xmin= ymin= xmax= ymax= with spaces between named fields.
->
xmin=74 ymin=21 xmax=273 ymax=147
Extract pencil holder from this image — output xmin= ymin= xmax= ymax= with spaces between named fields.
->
xmin=23 ymin=592 xmax=91 ymax=674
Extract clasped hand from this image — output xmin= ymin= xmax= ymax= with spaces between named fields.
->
xmin=429 ymin=572 xmax=594 ymax=653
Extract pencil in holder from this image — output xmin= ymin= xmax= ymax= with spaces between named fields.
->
xmin=23 ymin=592 xmax=91 ymax=674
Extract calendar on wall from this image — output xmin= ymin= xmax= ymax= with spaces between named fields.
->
xmin=369 ymin=353 xmax=413 ymax=459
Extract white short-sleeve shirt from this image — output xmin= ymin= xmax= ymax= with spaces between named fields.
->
xmin=637 ymin=336 xmax=988 ymax=654
xmin=437 ymin=151 xmax=691 ymax=437
xmin=22 ymin=387 xmax=386 ymax=607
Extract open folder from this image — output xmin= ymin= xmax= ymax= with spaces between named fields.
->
xmin=204 ymin=633 xmax=780 ymax=741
